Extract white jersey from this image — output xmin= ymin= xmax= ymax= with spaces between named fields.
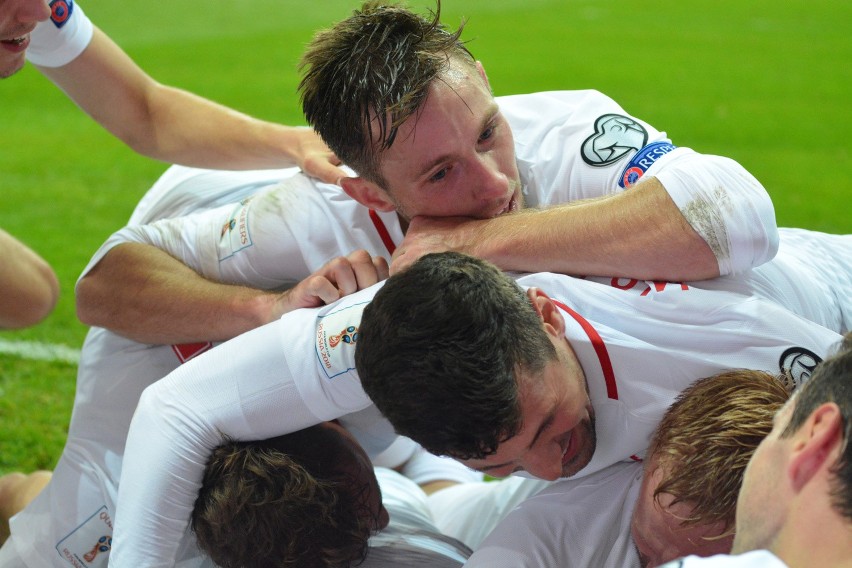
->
xmin=363 ymin=468 xmax=471 ymax=567
xmin=78 ymin=90 xmax=778 ymax=285
xmin=27 ymin=0 xmax=94 ymax=68
xmin=455 ymin=462 xmax=643 ymax=568
xmin=659 ymin=551 xmax=789 ymax=568
xmin=1 ymin=91 xmax=810 ymax=567
xmin=106 ymin=268 xmax=842 ymax=566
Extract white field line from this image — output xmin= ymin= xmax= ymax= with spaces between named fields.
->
xmin=0 ymin=339 xmax=81 ymax=365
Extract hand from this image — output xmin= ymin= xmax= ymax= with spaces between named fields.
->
xmin=390 ymin=216 xmax=480 ymax=274
xmin=292 ymin=128 xmax=346 ymax=185
xmin=275 ymin=250 xmax=389 ymax=316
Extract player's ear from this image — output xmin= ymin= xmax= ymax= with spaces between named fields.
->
xmin=787 ymin=402 xmax=843 ymax=492
xmin=526 ymin=288 xmax=566 ymax=338
xmin=340 ymin=177 xmax=396 ymax=212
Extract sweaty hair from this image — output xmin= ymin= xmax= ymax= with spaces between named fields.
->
xmin=355 ymin=252 xmax=556 ymax=459
xmin=781 ymin=332 xmax=852 ymax=521
xmin=649 ymin=369 xmax=793 ymax=536
xmin=191 ymin=426 xmax=374 ymax=568
xmin=299 ymin=0 xmax=475 ymax=185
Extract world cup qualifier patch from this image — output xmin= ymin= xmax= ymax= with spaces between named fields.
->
xmin=618 ymin=141 xmax=678 ymax=188
xmin=55 ymin=505 xmax=113 ymax=567
xmin=779 ymin=346 xmax=823 ymax=388
xmin=581 ymin=114 xmax=648 ymax=167
xmin=315 ymin=302 xmax=368 ymax=379
xmin=49 ymin=0 xmax=74 ymax=28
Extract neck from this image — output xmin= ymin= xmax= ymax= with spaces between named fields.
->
xmin=771 ymin=507 xmax=852 ymax=567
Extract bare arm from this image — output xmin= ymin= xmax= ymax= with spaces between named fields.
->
xmin=392 ymin=178 xmax=717 ymax=280
xmin=0 ymin=229 xmax=60 ymax=329
xmin=76 ymin=244 xmax=387 ymax=344
xmin=38 ymin=27 xmax=344 ymax=182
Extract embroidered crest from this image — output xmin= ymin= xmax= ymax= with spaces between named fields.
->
xmin=581 ymin=114 xmax=648 ymax=167
xmin=779 ymin=346 xmax=823 ymax=388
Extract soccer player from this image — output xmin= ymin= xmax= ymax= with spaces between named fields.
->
xmin=104 ymin=248 xmax=845 ymax=565
xmin=76 ymin=0 xmax=781 ymax=344
xmin=659 ymin=334 xmax=852 ymax=567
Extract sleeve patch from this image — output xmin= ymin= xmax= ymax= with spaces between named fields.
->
xmin=315 ymin=302 xmax=368 ymax=379
xmin=618 ymin=141 xmax=678 ymax=188
xmin=581 ymin=114 xmax=649 ymax=167
xmin=49 ymin=0 xmax=74 ymax=28
xmin=217 ymin=197 xmax=254 ymax=262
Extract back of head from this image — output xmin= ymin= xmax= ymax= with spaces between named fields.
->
xmin=355 ymin=252 xmax=555 ymax=460
xmin=191 ymin=426 xmax=372 ymax=568
xmin=782 ymin=333 xmax=852 ymax=521
xmin=299 ymin=0 xmax=475 ymax=184
xmin=649 ymin=369 xmax=794 ymax=534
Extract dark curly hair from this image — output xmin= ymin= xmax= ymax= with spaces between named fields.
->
xmin=356 ymin=252 xmax=556 ymax=460
xmin=299 ymin=1 xmax=475 ymax=185
xmin=191 ymin=426 xmax=376 ymax=568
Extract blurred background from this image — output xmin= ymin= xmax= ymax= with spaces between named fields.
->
xmin=1 ymin=0 xmax=850 ymax=472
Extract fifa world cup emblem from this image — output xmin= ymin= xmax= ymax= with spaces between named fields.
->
xmin=328 ymin=325 xmax=359 ymax=348
xmin=83 ymin=535 xmax=112 ymax=562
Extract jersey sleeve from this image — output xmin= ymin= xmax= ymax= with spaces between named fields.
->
xmin=27 ymin=0 xmax=94 ymax=67
xmin=75 ymin=176 xmax=332 ymax=290
xmin=109 ymin=289 xmax=380 ymax=566
xmin=500 ymin=90 xmax=778 ymax=275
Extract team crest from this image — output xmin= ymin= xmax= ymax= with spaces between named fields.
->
xmin=49 ymin=0 xmax=73 ymax=28
xmin=779 ymin=346 xmax=823 ymax=388
xmin=581 ymin=114 xmax=648 ymax=167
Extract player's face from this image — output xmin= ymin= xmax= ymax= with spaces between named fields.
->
xmin=731 ymin=399 xmax=795 ymax=554
xmin=0 ymin=0 xmax=50 ymax=78
xmin=631 ymin=459 xmax=733 ymax=567
xmin=324 ymin=422 xmax=390 ymax=533
xmin=461 ymin=339 xmax=595 ymax=481
xmin=370 ymin=60 xmax=523 ymax=222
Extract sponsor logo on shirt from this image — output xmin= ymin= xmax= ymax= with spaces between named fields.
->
xmin=55 ymin=506 xmax=113 ymax=567
xmin=315 ymin=302 xmax=367 ymax=379
xmin=779 ymin=347 xmax=822 ymax=387
xmin=218 ymin=197 xmax=254 ymax=262
xmin=49 ymin=0 xmax=74 ymax=28
xmin=618 ymin=141 xmax=678 ymax=188
xmin=581 ymin=114 xmax=648 ymax=167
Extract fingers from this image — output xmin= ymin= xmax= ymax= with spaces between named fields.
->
xmin=289 ymin=250 xmax=390 ymax=310
xmin=303 ymin=155 xmax=348 ymax=185
xmin=324 ymin=250 xmax=388 ymax=296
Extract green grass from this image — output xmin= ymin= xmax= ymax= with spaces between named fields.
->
xmin=1 ymin=0 xmax=850 ymax=473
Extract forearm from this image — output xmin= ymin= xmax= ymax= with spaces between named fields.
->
xmin=131 ymin=85 xmax=316 ymax=170
xmin=40 ymin=28 xmax=342 ymax=176
xmin=76 ymin=243 xmax=277 ymax=344
xmin=467 ymin=178 xmax=718 ymax=281
xmin=0 ymin=230 xmax=60 ymax=329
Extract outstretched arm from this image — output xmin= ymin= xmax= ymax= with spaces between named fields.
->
xmin=109 ymin=282 xmax=382 ymax=567
xmin=38 ymin=27 xmax=344 ymax=182
xmin=77 ymin=244 xmax=386 ymax=344
xmin=0 ymin=229 xmax=60 ymax=329
xmin=393 ymin=154 xmax=778 ymax=280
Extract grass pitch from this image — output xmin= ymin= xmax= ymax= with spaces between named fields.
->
xmin=1 ymin=0 xmax=849 ymax=472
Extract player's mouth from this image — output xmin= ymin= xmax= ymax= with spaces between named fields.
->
xmin=1 ymin=35 xmax=30 ymax=53
xmin=491 ymin=194 xmax=518 ymax=218
xmin=560 ymin=431 xmax=576 ymax=467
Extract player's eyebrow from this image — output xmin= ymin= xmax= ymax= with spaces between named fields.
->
xmin=413 ymin=103 xmax=500 ymax=180
xmin=528 ymin=407 xmax=556 ymax=450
